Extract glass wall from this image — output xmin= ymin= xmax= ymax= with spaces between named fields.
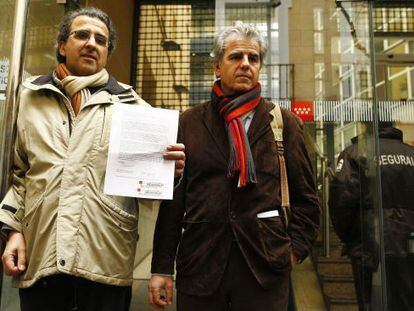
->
xmin=0 ymin=0 xmax=16 ymax=165
xmin=0 ymin=5 xmax=17 ymax=310
xmin=134 ymin=0 xmax=414 ymax=310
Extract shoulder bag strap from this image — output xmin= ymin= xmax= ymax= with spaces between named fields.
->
xmin=269 ymin=104 xmax=290 ymax=226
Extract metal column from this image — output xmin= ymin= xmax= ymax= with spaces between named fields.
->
xmin=0 ymin=0 xmax=29 ymax=199
xmin=368 ymin=1 xmax=387 ymax=309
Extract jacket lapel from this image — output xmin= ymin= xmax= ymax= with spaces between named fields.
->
xmin=248 ymin=99 xmax=274 ymax=146
xmin=202 ymin=101 xmax=229 ymax=162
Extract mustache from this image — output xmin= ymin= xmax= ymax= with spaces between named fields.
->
xmin=81 ymin=52 xmax=97 ymax=60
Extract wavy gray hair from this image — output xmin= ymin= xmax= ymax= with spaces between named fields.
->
xmin=211 ymin=23 xmax=267 ymax=67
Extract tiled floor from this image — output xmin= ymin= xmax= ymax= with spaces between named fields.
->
xmin=291 ymin=257 xmax=326 ymax=311
xmin=0 ymin=276 xmax=20 ymax=311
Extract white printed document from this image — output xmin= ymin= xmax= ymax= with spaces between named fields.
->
xmin=104 ymin=103 xmax=179 ymax=200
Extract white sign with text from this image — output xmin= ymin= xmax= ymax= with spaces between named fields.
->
xmin=0 ymin=58 xmax=8 ymax=92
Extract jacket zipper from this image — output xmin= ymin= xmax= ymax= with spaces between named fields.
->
xmin=61 ymin=96 xmax=73 ymax=137
xmin=67 ymin=109 xmax=72 ymax=136
xmin=100 ymin=106 xmax=106 ymax=144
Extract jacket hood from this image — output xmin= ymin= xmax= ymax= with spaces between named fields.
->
xmin=29 ymin=73 xmax=131 ymax=95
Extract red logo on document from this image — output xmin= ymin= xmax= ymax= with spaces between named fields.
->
xmin=137 ymin=180 xmax=144 ymax=192
xmin=291 ymin=101 xmax=314 ymax=122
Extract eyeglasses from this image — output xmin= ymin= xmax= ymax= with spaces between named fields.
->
xmin=69 ymin=29 xmax=108 ymax=47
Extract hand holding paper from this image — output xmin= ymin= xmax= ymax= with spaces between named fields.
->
xmin=163 ymin=143 xmax=185 ymax=178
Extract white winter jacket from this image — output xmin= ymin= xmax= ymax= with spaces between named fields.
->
xmin=0 ymin=74 xmax=158 ymax=287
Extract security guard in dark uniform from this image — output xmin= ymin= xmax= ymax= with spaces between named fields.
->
xmin=329 ymin=124 xmax=414 ymax=311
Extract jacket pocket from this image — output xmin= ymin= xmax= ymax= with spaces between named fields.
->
xmin=256 ymin=216 xmax=291 ymax=270
xmin=22 ymin=193 xmax=45 ymax=223
xmin=98 ymin=194 xmax=138 ymax=230
xmin=77 ymin=194 xmax=139 ymax=280
xmin=21 ymin=192 xmax=46 ymax=235
xmin=97 ymin=175 xmax=138 ymax=230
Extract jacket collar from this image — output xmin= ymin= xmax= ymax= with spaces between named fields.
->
xmin=24 ymin=72 xmax=138 ymax=107
xmin=247 ymin=98 xmax=275 ymax=145
xmin=202 ymin=97 xmax=275 ymax=162
xmin=351 ymin=127 xmax=403 ymax=144
xmin=379 ymin=127 xmax=403 ymax=141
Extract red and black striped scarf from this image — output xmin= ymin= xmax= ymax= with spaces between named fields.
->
xmin=211 ymin=81 xmax=262 ymax=187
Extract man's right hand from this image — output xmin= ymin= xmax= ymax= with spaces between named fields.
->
xmin=2 ymin=231 xmax=26 ymax=276
xmin=148 ymin=274 xmax=173 ymax=310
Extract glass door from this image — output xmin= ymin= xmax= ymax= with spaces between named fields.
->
xmin=133 ymin=0 xmax=414 ymax=310
xmin=0 ymin=1 xmax=65 ymax=309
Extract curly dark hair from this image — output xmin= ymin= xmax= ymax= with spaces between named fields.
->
xmin=56 ymin=7 xmax=117 ymax=63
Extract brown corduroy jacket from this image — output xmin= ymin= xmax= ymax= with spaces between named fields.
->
xmin=151 ymin=98 xmax=320 ymax=296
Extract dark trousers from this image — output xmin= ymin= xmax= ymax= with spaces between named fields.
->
xmin=177 ymin=243 xmax=290 ymax=311
xmin=19 ymin=274 xmax=131 ymax=311
xmin=385 ymin=256 xmax=414 ymax=311
xmin=351 ymin=257 xmax=374 ymax=311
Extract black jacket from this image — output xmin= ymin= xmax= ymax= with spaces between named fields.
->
xmin=330 ymin=127 xmax=414 ymax=258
